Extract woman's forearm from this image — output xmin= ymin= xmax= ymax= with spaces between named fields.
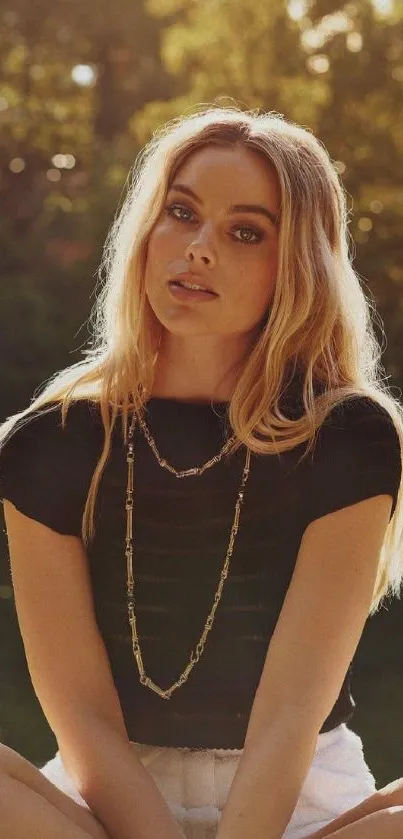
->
xmin=59 ymin=715 xmax=186 ymax=839
xmin=216 ymin=714 xmax=319 ymax=839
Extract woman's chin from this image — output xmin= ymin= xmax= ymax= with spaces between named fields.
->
xmin=151 ymin=308 xmax=220 ymax=337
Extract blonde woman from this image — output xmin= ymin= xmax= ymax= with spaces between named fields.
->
xmin=0 ymin=106 xmax=403 ymax=839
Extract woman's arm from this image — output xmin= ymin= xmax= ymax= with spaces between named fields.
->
xmin=60 ymin=713 xmax=186 ymax=839
xmin=4 ymin=500 xmax=186 ymax=839
xmin=219 ymin=712 xmax=318 ymax=839
xmin=216 ymin=492 xmax=393 ymax=839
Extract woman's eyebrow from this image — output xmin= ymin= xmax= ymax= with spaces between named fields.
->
xmin=168 ymin=182 xmax=279 ymax=228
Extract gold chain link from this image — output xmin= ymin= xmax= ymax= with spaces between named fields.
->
xmin=125 ymin=412 xmax=251 ymax=700
xmin=136 ymin=413 xmax=236 ymax=477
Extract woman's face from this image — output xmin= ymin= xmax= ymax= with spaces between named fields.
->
xmin=144 ymin=143 xmax=281 ymax=342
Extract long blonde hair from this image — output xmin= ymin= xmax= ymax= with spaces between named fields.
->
xmin=1 ymin=104 xmax=402 ymax=615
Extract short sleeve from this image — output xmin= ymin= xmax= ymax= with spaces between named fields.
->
xmin=305 ymin=397 xmax=402 ymax=525
xmin=0 ymin=400 xmax=103 ymax=536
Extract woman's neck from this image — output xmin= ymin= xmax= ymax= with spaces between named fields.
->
xmin=151 ymin=332 xmax=256 ymax=403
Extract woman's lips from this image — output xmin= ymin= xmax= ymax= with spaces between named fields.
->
xmin=168 ymin=280 xmax=218 ymax=302
xmin=170 ymin=272 xmax=217 ymax=292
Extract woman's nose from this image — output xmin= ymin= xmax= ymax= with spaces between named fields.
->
xmin=185 ymin=229 xmax=216 ymax=267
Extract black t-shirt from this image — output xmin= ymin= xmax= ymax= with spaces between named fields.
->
xmin=0 ymin=392 xmax=401 ymax=748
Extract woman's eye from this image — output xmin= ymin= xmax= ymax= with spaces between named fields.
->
xmin=165 ymin=203 xmax=195 ymax=222
xmin=232 ymin=226 xmax=263 ymax=245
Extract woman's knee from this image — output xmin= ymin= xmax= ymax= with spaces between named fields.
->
xmin=0 ymin=743 xmax=110 ymax=839
xmin=376 ymin=778 xmax=403 ymax=809
xmin=0 ymin=742 xmax=29 ymax=776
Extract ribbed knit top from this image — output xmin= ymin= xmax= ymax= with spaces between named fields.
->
xmin=0 ymin=388 xmax=401 ymax=748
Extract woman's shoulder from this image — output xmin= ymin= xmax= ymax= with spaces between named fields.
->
xmin=0 ymin=399 xmax=105 ymax=536
xmin=17 ymin=396 xmax=102 ymax=427
xmin=2 ymin=398 xmax=104 ymax=447
xmin=319 ymin=393 xmax=400 ymax=443
xmin=305 ymin=393 xmax=402 ymax=524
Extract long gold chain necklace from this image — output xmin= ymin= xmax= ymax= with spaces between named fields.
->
xmin=125 ymin=411 xmax=251 ymax=700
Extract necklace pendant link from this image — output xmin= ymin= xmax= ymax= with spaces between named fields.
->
xmin=142 ymin=677 xmax=171 ymax=700
xmin=182 ymin=467 xmax=199 ymax=477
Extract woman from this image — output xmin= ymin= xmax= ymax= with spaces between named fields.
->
xmin=0 ymin=105 xmax=403 ymax=839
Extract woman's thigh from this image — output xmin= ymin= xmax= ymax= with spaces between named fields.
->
xmin=0 ymin=744 xmax=110 ymax=839
xmin=304 ymin=806 xmax=403 ymax=838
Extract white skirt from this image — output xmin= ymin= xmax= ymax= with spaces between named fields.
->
xmin=40 ymin=723 xmax=377 ymax=839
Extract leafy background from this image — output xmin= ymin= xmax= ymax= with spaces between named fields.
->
xmin=0 ymin=0 xmax=402 ymax=786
